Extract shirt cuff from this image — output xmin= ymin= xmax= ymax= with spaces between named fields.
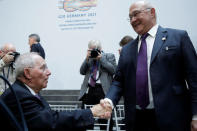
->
xmin=193 ymin=115 xmax=197 ymax=120
xmin=104 ymin=98 xmax=114 ymax=109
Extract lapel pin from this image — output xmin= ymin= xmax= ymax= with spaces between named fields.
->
xmin=166 ymin=46 xmax=168 ymax=50
xmin=162 ymin=37 xmax=166 ymax=41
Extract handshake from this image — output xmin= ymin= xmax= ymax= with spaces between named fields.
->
xmin=90 ymin=99 xmax=113 ymax=119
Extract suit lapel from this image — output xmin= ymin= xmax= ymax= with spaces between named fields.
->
xmin=150 ymin=26 xmax=168 ymax=64
xmin=130 ymin=38 xmax=139 ymax=70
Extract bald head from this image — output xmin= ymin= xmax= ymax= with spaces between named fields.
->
xmin=129 ymin=1 xmax=156 ymax=35
xmin=130 ymin=1 xmax=153 ymax=10
xmin=1 ymin=43 xmax=16 ymax=53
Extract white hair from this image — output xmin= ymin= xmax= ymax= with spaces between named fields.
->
xmin=88 ymin=40 xmax=102 ymax=50
xmin=15 ymin=52 xmax=39 ymax=78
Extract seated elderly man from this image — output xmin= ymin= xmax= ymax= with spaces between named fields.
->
xmin=0 ymin=43 xmax=17 ymax=94
xmin=1 ymin=52 xmax=111 ymax=130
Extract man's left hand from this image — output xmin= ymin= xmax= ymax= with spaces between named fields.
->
xmin=191 ymin=120 xmax=197 ymax=131
xmin=96 ymin=52 xmax=102 ymax=60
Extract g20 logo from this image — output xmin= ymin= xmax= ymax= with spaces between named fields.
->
xmin=60 ymin=0 xmax=97 ymax=12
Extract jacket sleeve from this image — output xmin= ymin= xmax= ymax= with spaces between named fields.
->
xmin=56 ymin=109 xmax=94 ymax=130
xmin=181 ymin=31 xmax=197 ymax=116
xmin=100 ymin=53 xmax=116 ymax=75
xmin=80 ymin=59 xmax=91 ymax=75
xmin=106 ymin=53 xmax=124 ymax=106
xmin=4 ymin=93 xmax=94 ymax=130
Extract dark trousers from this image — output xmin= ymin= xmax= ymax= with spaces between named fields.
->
xmin=81 ymin=83 xmax=105 ymax=107
xmin=134 ymin=109 xmax=159 ymax=131
xmin=81 ymin=83 xmax=113 ymax=131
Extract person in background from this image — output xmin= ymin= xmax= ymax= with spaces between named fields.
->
xmin=118 ymin=35 xmax=134 ymax=54
xmin=28 ymin=34 xmax=45 ymax=59
xmin=79 ymin=40 xmax=116 ymax=130
xmin=1 ymin=52 xmax=111 ymax=131
xmin=101 ymin=1 xmax=197 ymax=131
xmin=0 ymin=43 xmax=17 ymax=95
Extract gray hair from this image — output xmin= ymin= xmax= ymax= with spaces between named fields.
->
xmin=29 ymin=34 xmax=40 ymax=42
xmin=15 ymin=52 xmax=39 ymax=78
xmin=88 ymin=40 xmax=102 ymax=50
xmin=1 ymin=43 xmax=16 ymax=53
xmin=143 ymin=1 xmax=154 ymax=9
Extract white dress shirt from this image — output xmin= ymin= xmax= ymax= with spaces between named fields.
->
xmin=25 ymin=84 xmax=37 ymax=96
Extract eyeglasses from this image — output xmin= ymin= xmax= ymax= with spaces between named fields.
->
xmin=127 ymin=8 xmax=151 ymax=21
xmin=27 ymin=64 xmax=48 ymax=72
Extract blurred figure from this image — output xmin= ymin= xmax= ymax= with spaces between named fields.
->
xmin=1 ymin=52 xmax=111 ymax=130
xmin=79 ymin=40 xmax=116 ymax=130
xmin=28 ymin=34 xmax=45 ymax=59
xmin=118 ymin=35 xmax=134 ymax=54
xmin=0 ymin=43 xmax=17 ymax=94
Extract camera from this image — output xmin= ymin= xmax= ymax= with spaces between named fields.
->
xmin=90 ymin=48 xmax=101 ymax=58
xmin=9 ymin=52 xmax=20 ymax=66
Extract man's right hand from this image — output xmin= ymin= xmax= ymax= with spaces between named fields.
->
xmin=99 ymin=99 xmax=113 ymax=119
xmin=86 ymin=49 xmax=91 ymax=61
xmin=90 ymin=104 xmax=112 ymax=119
xmin=2 ymin=52 xmax=14 ymax=65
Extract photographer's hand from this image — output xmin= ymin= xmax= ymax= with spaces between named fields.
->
xmin=2 ymin=52 xmax=14 ymax=65
xmin=86 ymin=49 xmax=91 ymax=62
xmin=96 ymin=52 xmax=102 ymax=60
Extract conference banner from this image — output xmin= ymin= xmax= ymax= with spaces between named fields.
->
xmin=58 ymin=0 xmax=97 ymax=30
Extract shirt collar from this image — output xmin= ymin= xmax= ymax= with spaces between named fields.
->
xmin=24 ymin=84 xmax=37 ymax=96
xmin=139 ymin=24 xmax=159 ymax=40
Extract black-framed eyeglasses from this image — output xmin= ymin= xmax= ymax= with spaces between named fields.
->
xmin=127 ymin=8 xmax=151 ymax=21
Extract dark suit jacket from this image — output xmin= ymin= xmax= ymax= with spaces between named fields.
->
xmin=1 ymin=80 xmax=94 ymax=131
xmin=106 ymin=26 xmax=197 ymax=131
xmin=0 ymin=98 xmax=23 ymax=131
xmin=31 ymin=43 xmax=45 ymax=59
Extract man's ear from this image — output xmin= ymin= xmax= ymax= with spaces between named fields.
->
xmin=150 ymin=8 xmax=156 ymax=18
xmin=24 ymin=68 xmax=32 ymax=80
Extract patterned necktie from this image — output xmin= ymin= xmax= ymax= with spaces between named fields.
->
xmin=136 ymin=33 xmax=149 ymax=109
xmin=90 ymin=61 xmax=98 ymax=87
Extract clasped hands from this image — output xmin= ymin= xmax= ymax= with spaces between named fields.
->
xmin=90 ymin=99 xmax=112 ymax=119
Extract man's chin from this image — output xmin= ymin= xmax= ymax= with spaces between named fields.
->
xmin=133 ymin=25 xmax=144 ymax=35
xmin=42 ymin=84 xmax=48 ymax=89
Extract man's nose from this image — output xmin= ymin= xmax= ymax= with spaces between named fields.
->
xmin=46 ymin=69 xmax=51 ymax=76
xmin=131 ymin=16 xmax=137 ymax=23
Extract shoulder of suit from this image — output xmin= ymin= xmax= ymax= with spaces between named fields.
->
xmin=13 ymin=80 xmax=29 ymax=93
xmin=121 ymin=38 xmax=137 ymax=51
xmin=161 ymin=26 xmax=187 ymax=34
xmin=102 ymin=52 xmax=115 ymax=57
xmin=2 ymin=81 xmax=26 ymax=98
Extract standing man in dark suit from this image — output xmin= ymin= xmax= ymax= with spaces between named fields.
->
xmin=29 ymin=34 xmax=45 ymax=59
xmin=100 ymin=1 xmax=197 ymax=131
xmin=1 ymin=52 xmax=110 ymax=131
